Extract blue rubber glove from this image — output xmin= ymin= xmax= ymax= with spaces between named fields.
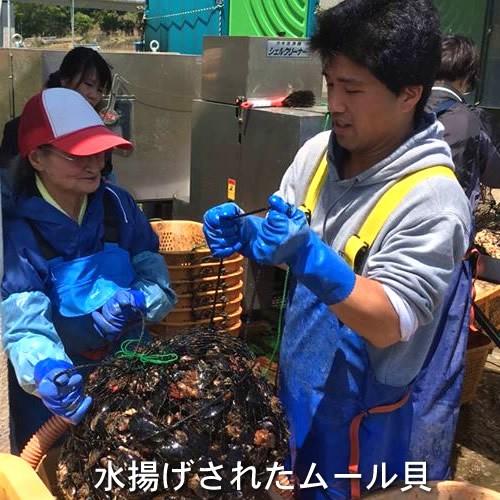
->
xmin=203 ymin=202 xmax=262 ymax=258
xmin=34 ymin=359 xmax=92 ymax=425
xmin=252 ymin=195 xmax=356 ymax=305
xmin=91 ymin=289 xmax=146 ymax=342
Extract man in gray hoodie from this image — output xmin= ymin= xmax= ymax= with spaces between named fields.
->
xmin=204 ymin=0 xmax=472 ymax=498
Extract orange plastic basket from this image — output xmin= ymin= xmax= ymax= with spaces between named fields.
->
xmin=168 ymin=294 xmax=243 ymax=323
xmin=150 ymin=220 xmax=243 ymax=267
xmin=175 ymin=281 xmax=243 ymax=309
xmin=171 ymin=268 xmax=244 ymax=295
xmin=150 ymin=307 xmax=242 ymax=338
xmin=150 ymin=319 xmax=242 ymax=339
xmin=168 ymin=254 xmax=244 ymax=282
xmin=150 ymin=220 xmax=207 ymax=253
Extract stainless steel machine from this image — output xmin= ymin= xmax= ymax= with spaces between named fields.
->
xmin=186 ymin=35 xmax=327 ymax=218
xmin=184 ymin=37 xmax=329 ymax=313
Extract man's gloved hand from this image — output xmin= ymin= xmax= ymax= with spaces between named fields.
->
xmin=251 ymin=195 xmax=310 ymax=265
xmin=253 ymin=195 xmax=356 ymax=305
xmin=91 ymin=289 xmax=146 ymax=342
xmin=203 ymin=202 xmax=262 ymax=258
xmin=34 ymin=358 xmax=92 ymax=424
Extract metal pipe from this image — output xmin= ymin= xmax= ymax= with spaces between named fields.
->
xmin=7 ymin=0 xmax=10 ymax=48
xmin=71 ymin=0 xmax=75 ymax=47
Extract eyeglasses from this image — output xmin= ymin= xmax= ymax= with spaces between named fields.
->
xmin=40 ymin=146 xmax=104 ymax=165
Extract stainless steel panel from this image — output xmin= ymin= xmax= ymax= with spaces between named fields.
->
xmin=188 ymin=99 xmax=328 ymax=219
xmin=0 ymin=49 xmax=43 ymax=124
xmin=201 ymin=36 xmax=323 ymax=104
xmin=96 ymin=52 xmax=202 ymax=202
xmin=188 ymin=99 xmax=328 ymax=311
xmin=0 ymin=50 xmax=13 ymax=125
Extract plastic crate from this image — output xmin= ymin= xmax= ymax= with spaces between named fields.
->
xmin=0 ymin=453 xmax=54 ymax=499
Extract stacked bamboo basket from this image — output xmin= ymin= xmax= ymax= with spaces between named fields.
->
xmin=149 ymin=220 xmax=244 ymax=337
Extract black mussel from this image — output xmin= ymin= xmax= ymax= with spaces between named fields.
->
xmin=157 ymin=438 xmax=192 ymax=463
xmin=129 ymin=414 xmax=163 ymax=441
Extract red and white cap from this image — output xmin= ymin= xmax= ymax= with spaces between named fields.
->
xmin=18 ymin=88 xmax=133 ymax=158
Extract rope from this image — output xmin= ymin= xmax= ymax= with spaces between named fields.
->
xmin=218 ymin=0 xmax=223 ymax=36
xmin=263 ymin=269 xmax=290 ymax=385
xmin=54 ymin=309 xmax=152 ymax=385
xmin=116 ymin=339 xmax=178 ymax=365
xmin=144 ymin=3 xmax=224 ymax=22
xmin=209 ymin=257 xmax=225 ymax=329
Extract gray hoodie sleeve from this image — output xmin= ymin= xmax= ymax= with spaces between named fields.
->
xmin=364 ymin=180 xmax=471 ymax=328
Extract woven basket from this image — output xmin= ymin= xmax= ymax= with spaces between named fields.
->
xmin=175 ymin=281 xmax=243 ymax=309
xmin=461 ymin=331 xmax=493 ymax=404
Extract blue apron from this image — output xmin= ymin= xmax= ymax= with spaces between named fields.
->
xmin=279 ymin=281 xmax=412 ymax=499
xmin=408 ymin=259 xmax=472 ymax=478
xmin=10 ymin=243 xmax=144 ymax=451
xmin=280 ymin=262 xmax=471 ymax=499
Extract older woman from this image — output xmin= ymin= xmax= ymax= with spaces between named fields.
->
xmin=2 ymin=88 xmax=176 ymax=450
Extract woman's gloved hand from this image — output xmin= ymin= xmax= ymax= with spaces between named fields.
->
xmin=34 ymin=358 xmax=92 ymax=424
xmin=253 ymin=195 xmax=356 ymax=305
xmin=203 ymin=202 xmax=262 ymax=258
xmin=91 ymin=289 xmax=146 ymax=342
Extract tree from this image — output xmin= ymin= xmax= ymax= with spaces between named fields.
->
xmin=13 ymin=2 xmax=140 ymax=38
xmin=120 ymin=12 xmax=136 ymax=36
xmin=98 ymin=11 xmax=121 ymax=34
xmin=74 ymin=12 xmax=93 ymax=37
xmin=13 ymin=2 xmax=70 ymax=37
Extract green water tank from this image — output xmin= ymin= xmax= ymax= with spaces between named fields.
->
xmin=229 ymin=0 xmax=318 ymax=38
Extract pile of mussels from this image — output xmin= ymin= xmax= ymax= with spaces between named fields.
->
xmin=57 ymin=331 xmax=289 ymax=499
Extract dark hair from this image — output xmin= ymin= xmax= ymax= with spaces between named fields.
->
xmin=437 ymin=35 xmax=479 ymax=91
xmin=46 ymin=47 xmax=112 ymax=94
xmin=310 ymin=0 xmax=442 ymax=119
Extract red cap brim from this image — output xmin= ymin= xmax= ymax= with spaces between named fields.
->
xmin=50 ymin=125 xmax=133 ymax=156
